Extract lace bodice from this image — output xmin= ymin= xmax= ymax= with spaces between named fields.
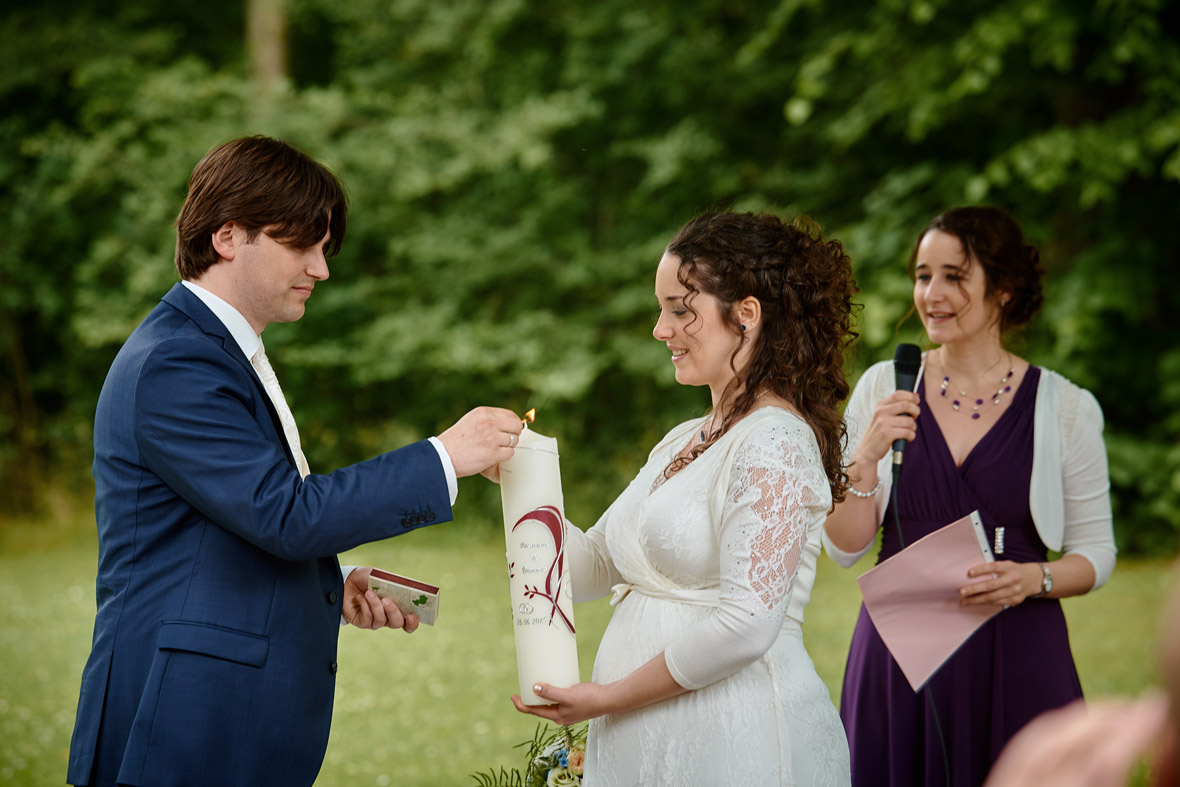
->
xmin=566 ymin=407 xmax=850 ymax=786
xmin=569 ymin=407 xmax=832 ymax=689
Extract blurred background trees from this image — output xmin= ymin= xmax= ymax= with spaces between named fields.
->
xmin=2 ymin=0 xmax=1177 ymax=552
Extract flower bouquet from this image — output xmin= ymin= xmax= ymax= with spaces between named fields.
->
xmin=471 ymin=723 xmax=587 ymax=787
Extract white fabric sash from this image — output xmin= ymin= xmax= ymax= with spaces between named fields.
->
xmin=609 ymin=582 xmax=720 ymax=608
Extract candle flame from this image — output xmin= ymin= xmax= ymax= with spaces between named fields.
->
xmin=523 ymin=408 xmax=536 ymax=425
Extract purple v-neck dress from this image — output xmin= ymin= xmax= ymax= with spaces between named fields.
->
xmin=840 ymin=366 xmax=1083 ymax=787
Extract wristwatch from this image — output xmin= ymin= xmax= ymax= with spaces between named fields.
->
xmin=1033 ymin=562 xmax=1052 ymax=598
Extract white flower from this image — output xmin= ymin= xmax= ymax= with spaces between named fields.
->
xmin=546 ymin=766 xmax=580 ymax=786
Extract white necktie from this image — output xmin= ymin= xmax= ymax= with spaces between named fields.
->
xmin=250 ymin=346 xmax=311 ymax=479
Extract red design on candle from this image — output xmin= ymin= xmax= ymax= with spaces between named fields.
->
xmin=512 ymin=505 xmax=576 ymax=634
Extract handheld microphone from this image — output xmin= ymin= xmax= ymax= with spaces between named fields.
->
xmin=892 ymin=343 xmax=922 ymax=467
xmin=888 ymin=342 xmax=952 ymax=786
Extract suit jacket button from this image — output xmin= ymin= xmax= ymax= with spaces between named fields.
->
xmin=329 ymin=661 xmax=338 ymax=674
xmin=327 ymin=591 xmax=339 ymax=605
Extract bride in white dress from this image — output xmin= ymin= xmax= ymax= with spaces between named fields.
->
xmin=512 ymin=211 xmax=854 ymax=786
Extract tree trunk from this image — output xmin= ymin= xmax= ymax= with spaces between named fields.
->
xmin=0 ymin=311 xmax=42 ymax=510
xmin=247 ymin=0 xmax=287 ymax=97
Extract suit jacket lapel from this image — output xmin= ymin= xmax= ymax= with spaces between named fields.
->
xmin=160 ymin=283 xmax=298 ymax=466
xmin=161 ymin=284 xmax=253 ymax=371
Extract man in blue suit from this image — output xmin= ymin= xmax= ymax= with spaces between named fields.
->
xmin=67 ymin=136 xmax=524 ymax=786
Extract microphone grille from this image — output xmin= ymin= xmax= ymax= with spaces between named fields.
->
xmin=894 ymin=343 xmax=922 ymax=374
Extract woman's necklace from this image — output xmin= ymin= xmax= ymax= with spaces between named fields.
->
xmin=939 ymin=356 xmax=1014 ymax=419
xmin=701 ymin=389 xmax=770 ymax=441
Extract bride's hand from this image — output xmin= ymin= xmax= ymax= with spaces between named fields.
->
xmin=511 ymin=682 xmax=610 ymax=726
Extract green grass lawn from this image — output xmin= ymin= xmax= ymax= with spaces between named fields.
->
xmin=1 ymin=510 xmax=1173 ymax=786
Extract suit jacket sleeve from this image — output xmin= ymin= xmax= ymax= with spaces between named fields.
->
xmin=134 ymin=333 xmax=451 ymax=561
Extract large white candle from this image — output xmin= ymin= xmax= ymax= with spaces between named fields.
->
xmin=499 ymin=419 xmax=579 ymax=706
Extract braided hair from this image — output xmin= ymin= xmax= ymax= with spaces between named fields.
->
xmin=663 ymin=211 xmax=858 ymax=503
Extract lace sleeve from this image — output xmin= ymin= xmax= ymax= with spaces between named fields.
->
xmin=664 ymin=420 xmax=828 ymax=690
xmin=566 ymin=502 xmax=624 ymax=603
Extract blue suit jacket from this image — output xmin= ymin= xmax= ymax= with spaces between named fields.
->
xmin=68 ymin=284 xmax=452 ymax=786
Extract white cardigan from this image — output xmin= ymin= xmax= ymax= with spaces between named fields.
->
xmin=822 ymin=358 xmax=1117 ymax=589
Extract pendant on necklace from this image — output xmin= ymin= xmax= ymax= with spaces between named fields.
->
xmin=940 ymin=368 xmax=1014 ymax=419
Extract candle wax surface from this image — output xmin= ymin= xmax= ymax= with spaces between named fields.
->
xmin=499 ymin=422 xmax=579 ymax=705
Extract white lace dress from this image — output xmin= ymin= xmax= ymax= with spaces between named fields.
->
xmin=567 ymin=407 xmax=850 ymax=787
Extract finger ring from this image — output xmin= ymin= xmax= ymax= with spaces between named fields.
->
xmin=508 ymin=434 xmax=517 ymax=448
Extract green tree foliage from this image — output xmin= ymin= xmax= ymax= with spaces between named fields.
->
xmin=760 ymin=0 xmax=1180 ymax=552
xmin=2 ymin=0 xmax=1177 ymax=550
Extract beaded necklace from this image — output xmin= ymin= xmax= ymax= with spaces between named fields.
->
xmin=939 ymin=362 xmax=1014 ymax=419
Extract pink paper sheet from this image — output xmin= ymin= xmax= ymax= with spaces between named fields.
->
xmin=856 ymin=510 xmax=999 ymax=691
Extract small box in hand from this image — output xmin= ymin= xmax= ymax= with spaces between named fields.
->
xmin=367 ymin=569 xmax=440 ymax=626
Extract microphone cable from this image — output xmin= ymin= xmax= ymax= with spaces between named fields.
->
xmin=891 ymin=461 xmax=952 ymax=787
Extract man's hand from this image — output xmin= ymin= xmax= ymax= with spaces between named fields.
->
xmin=438 ymin=406 xmax=523 ymax=478
xmin=343 ymin=567 xmax=420 ymax=632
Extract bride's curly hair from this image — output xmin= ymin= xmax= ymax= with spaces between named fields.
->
xmin=662 ymin=211 xmax=858 ymax=503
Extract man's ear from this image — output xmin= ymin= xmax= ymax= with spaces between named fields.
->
xmin=210 ymin=221 xmax=237 ymax=262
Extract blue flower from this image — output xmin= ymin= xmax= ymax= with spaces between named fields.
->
xmin=559 ymin=751 xmax=569 ymax=768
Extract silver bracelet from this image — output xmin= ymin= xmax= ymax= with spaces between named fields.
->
xmin=847 ymin=478 xmax=882 ymax=498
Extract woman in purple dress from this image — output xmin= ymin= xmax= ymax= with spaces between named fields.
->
xmin=822 ymin=207 xmax=1117 ymax=786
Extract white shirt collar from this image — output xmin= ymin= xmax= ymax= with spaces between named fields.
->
xmin=181 ymin=280 xmax=262 ymax=361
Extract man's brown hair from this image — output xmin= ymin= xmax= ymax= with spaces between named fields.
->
xmin=175 ymin=136 xmax=347 ymax=279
